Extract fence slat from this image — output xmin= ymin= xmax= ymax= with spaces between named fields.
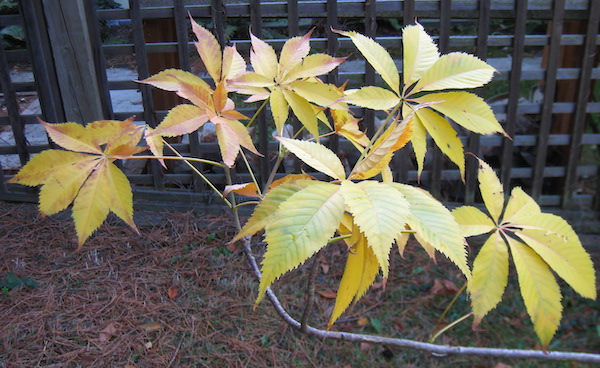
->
xmin=363 ymin=0 xmax=376 ymax=136
xmin=249 ymin=0 xmax=269 ymax=185
xmin=326 ymin=0 xmax=340 ymax=155
xmin=129 ymin=0 xmax=164 ymax=190
xmin=0 ymin=43 xmax=28 ymax=165
xmin=500 ymin=0 xmax=528 ymax=190
xmin=531 ymin=0 xmax=566 ymax=200
xmin=465 ymin=0 xmax=491 ymax=203
xmin=562 ymin=0 xmax=600 ymax=209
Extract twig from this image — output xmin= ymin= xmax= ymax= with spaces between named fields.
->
xmin=240 ymin=237 xmax=600 ymax=364
xmin=300 ymin=250 xmax=321 ymax=332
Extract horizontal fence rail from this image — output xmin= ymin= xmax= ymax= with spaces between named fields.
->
xmin=0 ymin=0 xmax=599 ymax=215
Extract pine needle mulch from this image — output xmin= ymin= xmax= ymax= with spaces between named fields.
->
xmin=1 ymin=201 xmax=598 ymax=368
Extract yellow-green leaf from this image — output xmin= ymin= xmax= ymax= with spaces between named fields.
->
xmin=334 ymin=30 xmax=399 ymax=94
xmin=469 ymin=231 xmax=509 ymax=325
xmin=270 ymin=87 xmax=289 ymax=135
xmin=417 ymin=92 xmax=505 ymax=136
xmin=506 ymin=236 xmax=562 ymax=347
xmin=393 ymin=184 xmax=471 ymax=279
xmin=282 ymin=89 xmax=319 ymax=140
xmin=330 ymin=230 xmax=379 ymax=327
xmin=451 ymin=206 xmax=495 ymax=237
xmin=343 ymin=86 xmax=400 ymax=111
xmin=340 ymin=180 xmax=411 ymax=276
xmin=231 ymin=180 xmax=315 ymax=243
xmin=150 ymin=104 xmax=208 ymax=137
xmin=476 ymin=158 xmax=504 ymax=224
xmin=412 ymin=53 xmax=495 ymax=93
xmin=258 ymin=183 xmax=345 ymax=305
xmin=410 ymin=116 xmax=427 ymax=180
xmin=415 ymin=107 xmax=465 ymax=179
xmin=277 ymin=137 xmax=346 ymax=180
xmin=516 ymin=213 xmax=596 ymax=299
xmin=290 ymin=80 xmax=346 ymax=110
xmin=284 ymin=54 xmax=346 ymax=81
xmin=402 ymin=23 xmax=439 ymax=89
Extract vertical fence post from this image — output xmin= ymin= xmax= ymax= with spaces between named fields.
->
xmin=19 ymin=0 xmax=65 ymax=123
xmin=38 ymin=0 xmax=104 ymax=124
xmin=326 ymin=0 xmax=340 ymax=155
xmin=363 ymin=0 xmax=376 ymax=137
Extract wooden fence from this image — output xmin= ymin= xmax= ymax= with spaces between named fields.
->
xmin=1 ymin=0 xmax=599 ymax=213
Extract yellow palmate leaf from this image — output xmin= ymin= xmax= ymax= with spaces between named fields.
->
xmin=102 ymin=162 xmax=137 ymax=232
xmin=503 ymin=186 xmax=541 ymax=224
xmin=417 ymin=92 xmax=506 ymax=136
xmin=279 ymin=29 xmax=312 ymax=70
xmin=469 ymin=231 xmax=509 ymax=325
xmin=277 ymin=137 xmax=346 ymax=180
xmin=8 ymin=150 xmax=90 ymax=187
xmin=340 ymin=180 xmax=410 ymax=276
xmin=231 ymin=180 xmax=315 ymax=243
xmin=333 ymin=30 xmax=400 ymax=94
xmin=451 ymin=206 xmax=495 ymax=237
xmin=230 ymin=72 xmax=274 ymax=88
xmin=350 ymin=116 xmax=412 ymax=180
xmin=403 ymin=23 xmax=440 ymax=89
xmin=269 ymin=173 xmax=315 ymax=190
xmin=39 ymin=158 xmax=99 ymax=216
xmin=284 ymin=54 xmax=346 ymax=81
xmin=393 ymin=184 xmax=471 ymax=279
xmin=476 ymin=158 xmax=504 ymax=224
xmin=281 ymin=89 xmax=319 ymax=140
xmin=516 ymin=213 xmax=596 ymax=299
xmin=190 ymin=18 xmax=222 ymax=82
xmin=139 ymin=69 xmax=212 ymax=109
xmin=257 ymin=183 xmax=345 ymax=305
xmin=415 ymin=108 xmax=465 ymax=180
xmin=413 ymin=53 xmax=495 ymax=93
xmin=289 ymin=80 xmax=346 ymax=110
xmin=223 ymin=182 xmax=260 ymax=198
xmin=410 ymin=116 xmax=427 ymax=180
xmin=269 ymin=87 xmax=289 ymax=135
xmin=149 ymin=104 xmax=208 ymax=137
xmin=144 ymin=127 xmax=165 ymax=167
xmin=396 ymin=230 xmax=410 ymax=257
xmin=329 ymin=229 xmax=379 ymax=328
xmin=250 ymin=32 xmax=278 ymax=80
xmin=506 ymin=236 xmax=562 ymax=347
xmin=343 ymin=86 xmax=400 ymax=111
xmin=41 ymin=121 xmax=102 ymax=154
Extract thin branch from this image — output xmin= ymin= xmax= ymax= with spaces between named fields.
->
xmin=240 ymin=238 xmax=600 ymax=364
xmin=300 ymin=250 xmax=321 ymax=332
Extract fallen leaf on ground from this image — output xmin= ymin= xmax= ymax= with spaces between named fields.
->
xmin=168 ymin=286 xmax=179 ymax=300
xmin=318 ymin=290 xmax=337 ymax=299
xmin=99 ymin=322 xmax=118 ymax=342
xmin=141 ymin=322 xmax=162 ymax=332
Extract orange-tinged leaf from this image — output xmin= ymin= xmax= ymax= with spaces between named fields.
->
xmin=41 ymin=121 xmax=102 ymax=154
xmin=230 ymin=72 xmax=274 ymax=88
xmin=332 ymin=109 xmax=369 ymax=149
xmin=190 ymin=17 xmax=222 ymax=82
xmin=86 ymin=117 xmax=142 ymax=150
xmin=350 ymin=116 xmax=412 ymax=180
xmin=150 ymin=104 xmax=208 ymax=138
xmin=329 ymin=231 xmax=379 ymax=327
xmin=221 ymin=109 xmax=250 ymax=121
xmin=222 ymin=44 xmax=246 ymax=81
xmin=284 ymin=54 xmax=346 ymax=81
xmin=223 ymin=182 xmax=260 ymax=198
xmin=279 ymin=29 xmax=313 ymax=70
xmin=168 ymin=286 xmax=179 ymax=300
xmin=213 ymin=81 xmax=228 ymax=112
xmin=269 ymin=174 xmax=314 ymax=190
xmin=318 ymin=290 xmax=337 ymax=299
xmin=214 ymin=117 xmax=261 ymax=167
xmin=144 ymin=127 xmax=166 ymax=167
xmin=140 ymin=69 xmax=213 ymax=109
xmin=250 ymin=32 xmax=278 ymax=80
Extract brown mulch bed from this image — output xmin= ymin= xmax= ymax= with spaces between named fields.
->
xmin=1 ymin=201 xmax=598 ymax=368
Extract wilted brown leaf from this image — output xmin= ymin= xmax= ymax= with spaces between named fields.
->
xmin=318 ymin=290 xmax=337 ymax=299
xmin=168 ymin=286 xmax=179 ymax=300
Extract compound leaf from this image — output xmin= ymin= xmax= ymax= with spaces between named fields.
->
xmin=413 ymin=53 xmax=495 ymax=93
xmin=403 ymin=23 xmax=440 ymax=89
xmin=277 ymin=137 xmax=346 ymax=180
xmin=257 ymin=183 xmax=345 ymax=305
